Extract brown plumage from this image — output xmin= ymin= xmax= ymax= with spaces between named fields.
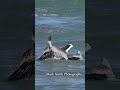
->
xmin=9 ymin=30 xmax=35 ymax=80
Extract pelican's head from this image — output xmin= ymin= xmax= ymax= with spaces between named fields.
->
xmin=77 ymin=50 xmax=84 ymax=60
xmin=48 ymin=35 xmax=52 ymax=48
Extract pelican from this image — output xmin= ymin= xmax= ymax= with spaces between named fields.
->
xmin=39 ymin=36 xmax=83 ymax=60
xmin=86 ymin=57 xmax=118 ymax=80
xmin=9 ymin=29 xmax=35 ymax=80
xmin=40 ymin=36 xmax=73 ymax=60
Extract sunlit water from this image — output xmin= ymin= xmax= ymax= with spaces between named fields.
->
xmin=35 ymin=0 xmax=85 ymax=90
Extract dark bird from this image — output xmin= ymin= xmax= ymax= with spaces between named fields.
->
xmin=9 ymin=29 xmax=35 ymax=80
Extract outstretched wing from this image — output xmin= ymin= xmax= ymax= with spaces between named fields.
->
xmin=61 ymin=44 xmax=73 ymax=52
xmin=9 ymin=59 xmax=34 ymax=80
xmin=39 ymin=50 xmax=53 ymax=60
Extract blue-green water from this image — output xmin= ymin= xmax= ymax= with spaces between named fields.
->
xmin=35 ymin=0 xmax=85 ymax=90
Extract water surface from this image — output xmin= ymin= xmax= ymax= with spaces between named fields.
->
xmin=35 ymin=0 xmax=85 ymax=90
